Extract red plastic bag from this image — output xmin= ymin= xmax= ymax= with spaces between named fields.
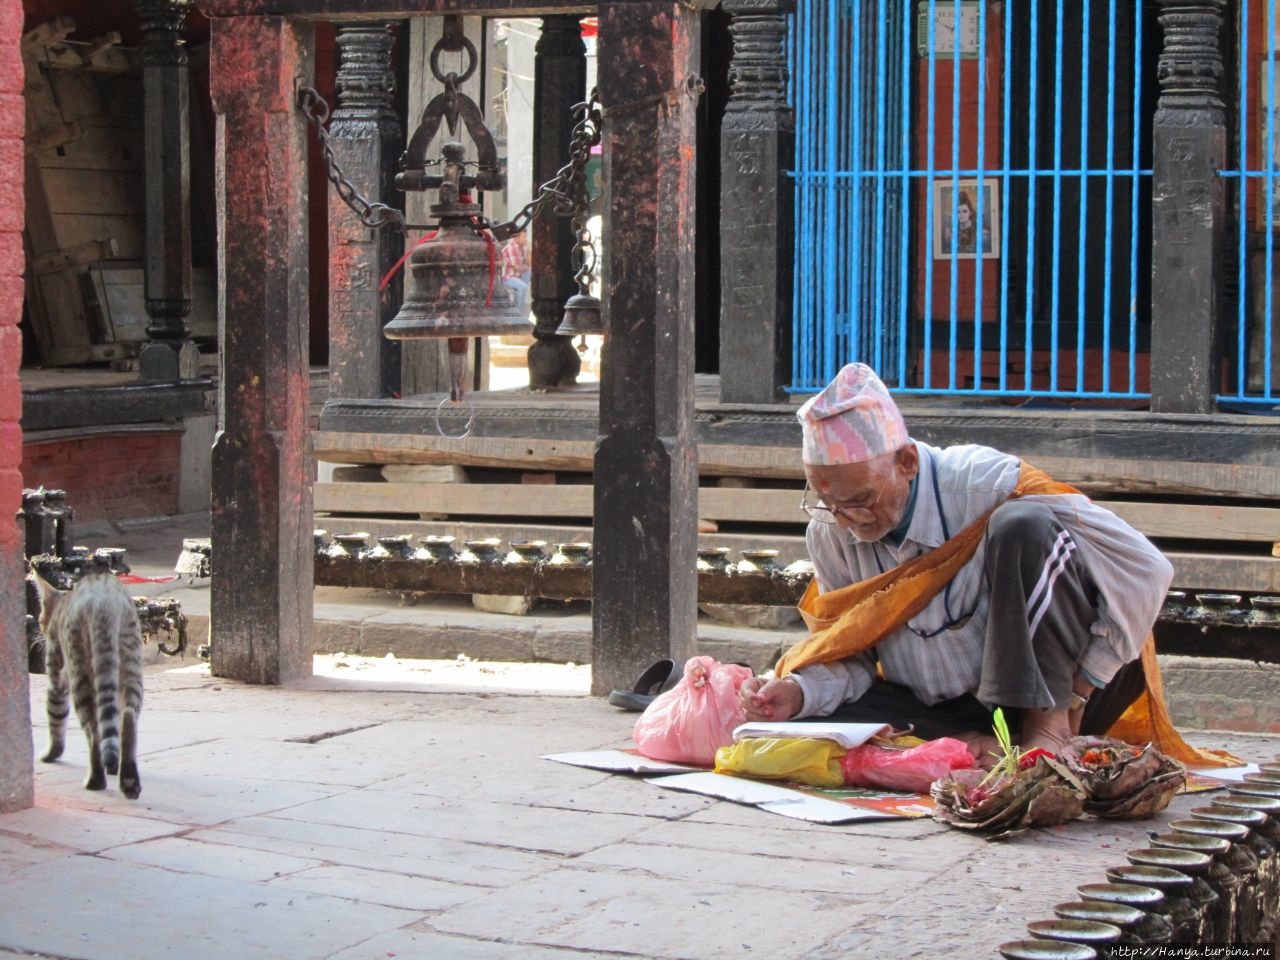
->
xmin=839 ymin=737 xmax=976 ymax=793
xmin=633 ymin=656 xmax=754 ymax=765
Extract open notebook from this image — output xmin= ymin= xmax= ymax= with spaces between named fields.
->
xmin=731 ymin=721 xmax=895 ymax=750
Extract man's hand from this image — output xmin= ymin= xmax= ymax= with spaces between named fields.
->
xmin=739 ymin=676 xmax=804 ymax=722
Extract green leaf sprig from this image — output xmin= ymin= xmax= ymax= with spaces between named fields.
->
xmin=979 ymin=707 xmax=1022 ymax=788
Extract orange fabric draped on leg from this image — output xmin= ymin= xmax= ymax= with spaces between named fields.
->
xmin=776 ymin=462 xmax=1236 ymax=767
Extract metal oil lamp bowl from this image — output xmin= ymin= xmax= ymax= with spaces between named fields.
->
xmin=1026 ymin=918 xmax=1122 ymax=954
xmin=1213 ymin=794 xmax=1280 ymax=818
xmin=1230 ymin=779 xmax=1280 ymax=800
xmin=998 ymin=940 xmax=1098 ymax=960
xmin=1076 ymin=881 xmax=1164 ymax=911
xmin=1124 ymin=847 xmax=1213 ymax=873
xmin=1190 ymin=804 xmax=1269 ymax=829
xmin=1166 ymin=818 xmax=1258 ymax=882
xmin=1052 ymin=901 xmax=1144 ymax=932
xmin=1075 ymin=882 xmax=1171 ymax=945
xmin=1103 ymin=864 xmax=1198 ymax=941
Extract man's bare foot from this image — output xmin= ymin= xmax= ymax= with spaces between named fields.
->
xmin=953 ymin=731 xmax=1001 ymax=770
xmin=1019 ymin=708 xmax=1072 ymax=755
xmin=1069 ymin=708 xmax=1084 ymax=737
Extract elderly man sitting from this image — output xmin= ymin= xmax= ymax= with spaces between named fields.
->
xmin=740 ymin=363 xmax=1173 ymax=761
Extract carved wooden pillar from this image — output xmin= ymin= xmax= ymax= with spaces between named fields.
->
xmin=0 ymin=0 xmax=31 ymax=813
xmin=136 ymin=0 xmax=200 ymax=381
xmin=592 ymin=2 xmax=701 ymax=696
xmin=327 ymin=24 xmax=403 ymax=400
xmin=209 ymin=15 xmax=314 ymax=684
xmin=527 ymin=15 xmax=586 ymax=390
xmin=719 ymin=0 xmax=794 ymax=404
xmin=1150 ymin=0 xmax=1226 ymax=414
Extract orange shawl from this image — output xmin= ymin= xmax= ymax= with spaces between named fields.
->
xmin=777 ymin=462 xmax=1234 ymax=767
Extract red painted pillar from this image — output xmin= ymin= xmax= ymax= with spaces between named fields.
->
xmin=208 ymin=15 xmax=315 ymax=684
xmin=0 ymin=0 xmax=33 ymax=811
xmin=591 ymin=2 xmax=702 ymax=696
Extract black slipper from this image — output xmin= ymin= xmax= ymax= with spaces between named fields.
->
xmin=608 ymin=658 xmax=682 ymax=712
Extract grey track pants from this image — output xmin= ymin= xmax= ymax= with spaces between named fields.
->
xmin=821 ymin=500 xmax=1145 ymax=739
xmin=977 ymin=499 xmax=1143 ymax=734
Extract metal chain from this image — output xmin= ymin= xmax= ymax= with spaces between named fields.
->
xmin=500 ymin=88 xmax=603 ymax=240
xmin=297 ymin=84 xmax=603 ymax=242
xmin=297 ymin=86 xmax=409 ymax=234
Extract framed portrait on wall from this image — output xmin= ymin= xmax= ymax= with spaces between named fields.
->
xmin=933 ymin=178 xmax=999 ymax=259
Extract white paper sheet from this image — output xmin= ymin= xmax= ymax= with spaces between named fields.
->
xmin=646 ymin=771 xmax=914 ymax=823
xmin=542 ymin=749 xmax=703 ymax=776
xmin=1187 ymin=762 xmax=1261 ymax=783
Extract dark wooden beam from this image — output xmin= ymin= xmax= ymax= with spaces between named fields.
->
xmin=317 ymin=394 xmax=1280 ymax=472
xmin=200 ymin=0 xmax=593 ymax=19
xmin=208 ymin=14 xmax=315 ymax=684
xmin=591 ymin=0 xmax=702 ymax=697
xmin=22 ymin=382 xmax=213 ymax=432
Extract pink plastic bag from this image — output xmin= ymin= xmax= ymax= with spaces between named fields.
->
xmin=839 ymin=737 xmax=976 ymax=793
xmin=633 ymin=656 xmax=754 ymax=765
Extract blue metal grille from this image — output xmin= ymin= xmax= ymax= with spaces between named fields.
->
xmin=792 ymin=0 xmax=1154 ymax=399
xmin=1222 ymin=0 xmax=1280 ymax=408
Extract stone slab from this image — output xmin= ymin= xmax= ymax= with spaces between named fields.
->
xmin=266 ymin=862 xmax=486 ymax=912
xmin=327 ymin=928 xmax=621 ymax=960
xmin=268 ymin=787 xmax=650 ymax=858
xmin=0 ymin=853 xmax=418 ymax=960
xmin=103 ymin=834 xmax=321 ymax=883
xmin=0 ymin=804 xmax=185 ymax=854
xmin=192 ymin=815 xmax=551 ymax=887
xmin=429 ymin=864 xmax=882 ymax=959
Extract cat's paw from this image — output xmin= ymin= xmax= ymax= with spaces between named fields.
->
xmin=119 ymin=762 xmax=141 ymax=800
xmin=84 ymin=770 xmax=107 ymax=791
xmin=40 ymin=744 xmax=63 ymax=763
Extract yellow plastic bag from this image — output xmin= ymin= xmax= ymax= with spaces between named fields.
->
xmin=713 ymin=737 xmax=847 ymax=788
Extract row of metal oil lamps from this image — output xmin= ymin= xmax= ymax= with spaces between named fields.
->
xmin=999 ymin=764 xmax=1280 ymax=958
xmin=315 ymin=531 xmax=805 ymax=574
xmin=310 ymin=531 xmax=814 ymax=606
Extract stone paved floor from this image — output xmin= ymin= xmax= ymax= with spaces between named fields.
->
xmin=3 ymin=656 xmax=1278 ymax=960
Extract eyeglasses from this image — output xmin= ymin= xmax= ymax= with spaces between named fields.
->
xmin=799 ymin=479 xmax=885 ymax=525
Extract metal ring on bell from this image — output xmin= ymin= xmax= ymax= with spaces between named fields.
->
xmin=435 ymin=396 xmax=475 ymax=440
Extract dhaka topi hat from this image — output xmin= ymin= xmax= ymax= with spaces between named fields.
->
xmin=797 ymin=363 xmax=909 ymax=465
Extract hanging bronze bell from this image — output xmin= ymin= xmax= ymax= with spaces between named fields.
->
xmin=383 ymin=162 xmax=529 ymax=340
xmin=383 ymin=19 xmax=526 ymax=344
xmin=555 ymin=292 xmax=603 ymax=338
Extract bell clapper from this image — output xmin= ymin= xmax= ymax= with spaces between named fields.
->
xmin=447 ymin=336 xmax=469 ymax=403
xmin=433 ymin=337 xmax=476 ymax=440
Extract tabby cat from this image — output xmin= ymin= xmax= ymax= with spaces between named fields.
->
xmin=35 ymin=572 xmax=144 ymax=799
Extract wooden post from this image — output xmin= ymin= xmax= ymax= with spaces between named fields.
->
xmin=209 ymin=15 xmax=314 ymax=684
xmin=527 ymin=15 xmax=585 ymax=390
xmin=327 ymin=23 xmax=403 ymax=400
xmin=0 ymin=0 xmax=33 ymax=813
xmin=1150 ymin=0 xmax=1226 ymax=414
xmin=135 ymin=0 xmax=200 ymax=382
xmin=719 ymin=0 xmax=794 ymax=404
xmin=592 ymin=1 xmax=701 ymax=697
